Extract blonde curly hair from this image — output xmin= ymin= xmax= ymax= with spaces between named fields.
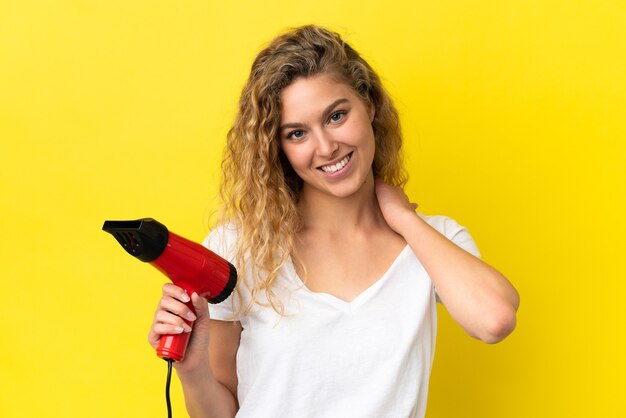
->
xmin=217 ymin=25 xmax=407 ymax=316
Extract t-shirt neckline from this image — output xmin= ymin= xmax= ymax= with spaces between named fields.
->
xmin=287 ymin=244 xmax=412 ymax=312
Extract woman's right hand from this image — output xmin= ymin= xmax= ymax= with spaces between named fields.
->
xmin=148 ymin=283 xmax=211 ymax=372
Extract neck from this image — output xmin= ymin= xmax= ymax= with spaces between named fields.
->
xmin=298 ymin=173 xmax=384 ymax=233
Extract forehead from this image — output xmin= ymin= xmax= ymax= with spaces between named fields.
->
xmin=279 ymin=74 xmax=362 ymax=121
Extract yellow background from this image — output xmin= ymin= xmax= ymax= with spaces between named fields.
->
xmin=1 ymin=1 xmax=624 ymax=417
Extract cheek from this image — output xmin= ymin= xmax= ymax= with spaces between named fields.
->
xmin=281 ymin=143 xmax=307 ymax=170
xmin=348 ymin=117 xmax=375 ymax=143
xmin=362 ymin=132 xmax=377 ymax=167
xmin=358 ymin=125 xmax=376 ymax=152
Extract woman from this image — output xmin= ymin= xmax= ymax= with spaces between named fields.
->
xmin=148 ymin=25 xmax=520 ymax=418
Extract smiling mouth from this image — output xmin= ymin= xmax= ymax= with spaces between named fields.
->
xmin=318 ymin=152 xmax=353 ymax=173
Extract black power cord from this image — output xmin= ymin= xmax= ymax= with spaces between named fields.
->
xmin=166 ymin=358 xmax=174 ymax=418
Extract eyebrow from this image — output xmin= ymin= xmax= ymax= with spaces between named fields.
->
xmin=279 ymin=98 xmax=349 ymax=131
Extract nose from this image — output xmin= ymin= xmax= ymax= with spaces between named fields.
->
xmin=313 ymin=129 xmax=339 ymax=158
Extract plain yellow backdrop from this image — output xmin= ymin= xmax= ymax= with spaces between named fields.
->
xmin=1 ymin=1 xmax=624 ymax=417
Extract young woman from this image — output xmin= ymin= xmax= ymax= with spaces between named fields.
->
xmin=148 ymin=25 xmax=520 ymax=418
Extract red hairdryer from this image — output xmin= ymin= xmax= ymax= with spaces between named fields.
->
xmin=102 ymin=218 xmax=237 ymax=362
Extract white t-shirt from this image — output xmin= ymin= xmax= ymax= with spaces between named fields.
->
xmin=203 ymin=214 xmax=480 ymax=418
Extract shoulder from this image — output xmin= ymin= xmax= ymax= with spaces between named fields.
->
xmin=418 ymin=214 xmax=463 ymax=237
xmin=417 ymin=213 xmax=481 ymax=258
xmin=203 ymin=223 xmax=244 ymax=320
xmin=202 ymin=222 xmax=240 ymax=262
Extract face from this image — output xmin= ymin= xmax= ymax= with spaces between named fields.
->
xmin=279 ymin=74 xmax=376 ymax=200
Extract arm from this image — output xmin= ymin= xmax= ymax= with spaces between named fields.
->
xmin=149 ymin=287 xmax=241 ymax=417
xmin=375 ymin=180 xmax=520 ymax=343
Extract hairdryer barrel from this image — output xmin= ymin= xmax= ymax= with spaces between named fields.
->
xmin=102 ymin=218 xmax=237 ymax=361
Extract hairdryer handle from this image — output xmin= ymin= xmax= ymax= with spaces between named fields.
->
xmin=156 ymin=300 xmax=196 ymax=362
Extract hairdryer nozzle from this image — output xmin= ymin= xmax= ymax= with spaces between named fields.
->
xmin=102 ymin=218 xmax=169 ymax=262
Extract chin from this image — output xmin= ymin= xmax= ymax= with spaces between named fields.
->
xmin=324 ymin=180 xmax=371 ymax=199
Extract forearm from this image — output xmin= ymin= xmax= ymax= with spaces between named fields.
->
xmin=399 ymin=212 xmax=520 ymax=343
xmin=176 ymin=363 xmax=238 ymax=418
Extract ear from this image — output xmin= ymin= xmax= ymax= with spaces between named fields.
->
xmin=368 ymin=102 xmax=376 ymax=123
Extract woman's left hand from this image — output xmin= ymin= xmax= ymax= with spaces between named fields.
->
xmin=374 ymin=178 xmax=418 ymax=234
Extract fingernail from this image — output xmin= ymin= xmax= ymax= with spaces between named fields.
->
xmin=180 ymin=292 xmax=190 ymax=303
xmin=173 ymin=326 xmax=184 ymax=333
xmin=186 ymin=311 xmax=197 ymax=321
xmin=182 ymin=323 xmax=192 ymax=332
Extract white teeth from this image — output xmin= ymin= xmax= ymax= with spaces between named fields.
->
xmin=320 ymin=154 xmax=351 ymax=173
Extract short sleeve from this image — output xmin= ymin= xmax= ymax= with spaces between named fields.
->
xmin=202 ymin=224 xmax=240 ymax=321
xmin=420 ymin=214 xmax=481 ymax=259
xmin=419 ymin=214 xmax=481 ymax=304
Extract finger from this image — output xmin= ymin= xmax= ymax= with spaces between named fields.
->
xmin=148 ymin=323 xmax=189 ymax=349
xmin=158 ymin=296 xmax=197 ymax=322
xmin=152 ymin=322 xmax=190 ymax=335
xmin=162 ymin=283 xmax=191 ymax=303
xmin=147 ymin=330 xmax=160 ymax=349
xmin=154 ymin=310 xmax=193 ymax=332
xmin=374 ymin=178 xmax=389 ymax=192
xmin=191 ymin=292 xmax=210 ymax=322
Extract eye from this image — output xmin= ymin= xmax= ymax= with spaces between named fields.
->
xmin=287 ymin=130 xmax=305 ymax=140
xmin=329 ymin=111 xmax=346 ymax=123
